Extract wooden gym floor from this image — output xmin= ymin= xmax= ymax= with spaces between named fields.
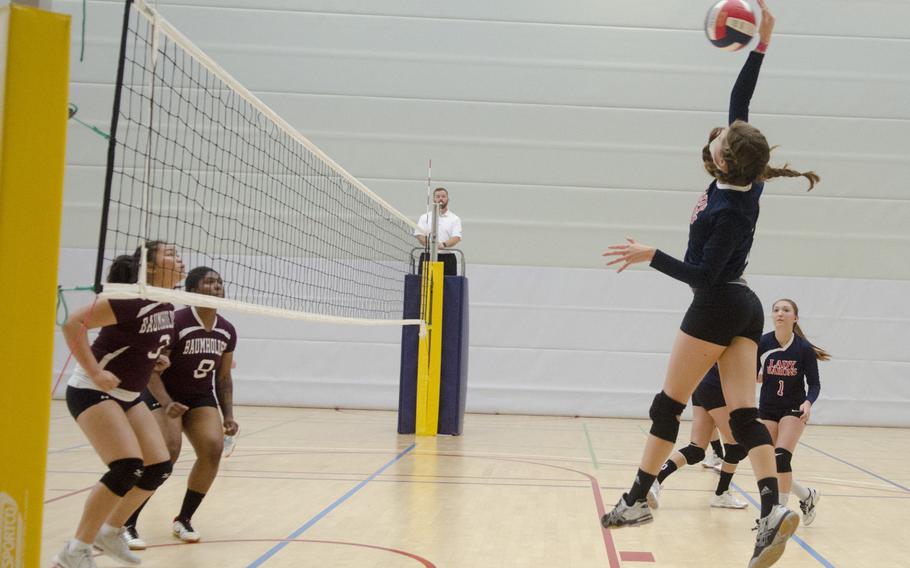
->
xmin=42 ymin=402 xmax=908 ymax=567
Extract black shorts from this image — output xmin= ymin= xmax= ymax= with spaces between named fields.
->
xmin=141 ymin=389 xmax=218 ymax=411
xmin=66 ymin=386 xmax=142 ymax=420
xmin=692 ymin=380 xmax=726 ymax=411
xmin=760 ymin=406 xmax=804 ymax=422
xmin=681 ymin=284 xmax=764 ymax=346
xmin=418 ymin=252 xmax=457 ymax=276
xmin=139 ymin=389 xmax=162 ymax=411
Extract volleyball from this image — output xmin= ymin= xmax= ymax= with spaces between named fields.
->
xmin=705 ymin=0 xmax=757 ymax=51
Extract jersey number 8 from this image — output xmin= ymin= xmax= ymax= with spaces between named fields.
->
xmin=194 ymin=359 xmax=216 ymax=379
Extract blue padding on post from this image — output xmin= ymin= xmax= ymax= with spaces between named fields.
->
xmin=397 ymin=275 xmax=421 ymax=434
xmin=397 ymin=275 xmax=470 ymax=435
xmin=438 ymin=277 xmax=469 ymax=435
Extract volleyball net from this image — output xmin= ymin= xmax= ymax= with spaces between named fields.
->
xmin=96 ymin=0 xmax=423 ymax=327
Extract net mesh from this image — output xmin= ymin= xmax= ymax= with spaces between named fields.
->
xmin=96 ymin=0 xmax=420 ymax=324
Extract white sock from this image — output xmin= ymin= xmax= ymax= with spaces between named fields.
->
xmin=791 ymin=481 xmax=811 ymax=501
xmin=67 ymin=539 xmax=91 ymax=553
xmin=100 ymin=523 xmax=119 ymax=536
xmin=778 ymin=492 xmax=790 ymax=506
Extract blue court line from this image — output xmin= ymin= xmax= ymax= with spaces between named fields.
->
xmin=245 ymin=443 xmax=416 ymax=568
xmin=799 ymin=441 xmax=910 ymax=493
xmin=730 ymin=481 xmax=836 ymax=568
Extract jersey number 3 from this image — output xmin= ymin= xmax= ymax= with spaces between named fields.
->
xmin=148 ymin=334 xmax=171 ymax=360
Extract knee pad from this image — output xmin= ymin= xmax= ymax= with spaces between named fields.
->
xmin=775 ymin=448 xmax=793 ymax=473
xmin=728 ymin=407 xmax=772 ymax=451
xmin=722 ymin=443 xmax=747 ymax=464
xmin=648 ymin=391 xmax=687 ymax=443
xmin=100 ymin=458 xmax=144 ymax=497
xmin=679 ymin=443 xmax=706 ymax=465
xmin=135 ymin=460 xmax=173 ymax=491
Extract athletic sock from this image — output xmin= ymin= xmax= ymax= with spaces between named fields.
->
xmin=791 ymin=481 xmax=811 ymax=501
xmin=625 ymin=469 xmax=657 ymax=505
xmin=68 ymin=540 xmax=92 ymax=553
xmin=757 ymin=477 xmax=779 ymax=517
xmin=778 ymin=492 xmax=790 ymax=506
xmin=657 ymin=460 xmax=678 ymax=484
xmin=178 ymin=489 xmax=206 ymax=521
xmin=99 ymin=523 xmax=118 ymax=537
xmin=715 ymin=471 xmax=734 ymax=495
xmin=710 ymin=438 xmax=724 ymax=459
xmin=125 ymin=498 xmax=149 ymax=529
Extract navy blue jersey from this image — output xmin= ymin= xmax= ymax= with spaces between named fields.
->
xmin=758 ymin=332 xmax=821 ymax=410
xmin=649 ymin=51 xmax=765 ymax=289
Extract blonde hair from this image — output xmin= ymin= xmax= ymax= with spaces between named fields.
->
xmin=703 ymin=121 xmax=820 ymax=191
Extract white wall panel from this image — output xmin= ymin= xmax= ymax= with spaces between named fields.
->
xmin=53 ymin=249 xmax=910 ymax=426
xmin=48 ymin=1 xmax=910 ymax=424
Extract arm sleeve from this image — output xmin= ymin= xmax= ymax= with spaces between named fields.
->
xmin=729 ymin=50 xmax=765 ymax=124
xmin=451 ymin=216 xmax=463 ymax=238
xmin=757 ymin=336 xmax=769 ymax=375
xmin=108 ymin=299 xmax=139 ymax=323
xmin=648 ymin=210 xmax=748 ymax=288
xmin=226 ymin=322 xmax=238 ymax=353
xmin=803 ymin=343 xmax=821 ymax=404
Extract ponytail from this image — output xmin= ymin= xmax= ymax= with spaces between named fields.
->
xmin=701 ymin=122 xmax=820 ymax=191
xmin=793 ymin=322 xmax=831 ymax=361
xmin=107 ymin=255 xmax=138 ymax=284
xmin=762 ymin=163 xmax=820 ymax=192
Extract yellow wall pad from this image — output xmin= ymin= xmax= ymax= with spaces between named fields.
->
xmin=0 ymin=5 xmax=70 ymax=568
xmin=415 ymin=262 xmax=444 ymax=436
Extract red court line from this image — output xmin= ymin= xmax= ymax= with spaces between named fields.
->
xmin=45 ymin=486 xmax=93 ymax=504
xmin=620 ymin=551 xmax=656 ymax=562
xmin=44 ymin=449 xmax=645 ymax=567
xmin=434 ymin=452 xmax=624 ymax=568
xmin=145 ymin=537 xmax=435 ymax=566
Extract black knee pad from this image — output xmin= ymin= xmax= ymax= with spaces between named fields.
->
xmin=679 ymin=443 xmax=706 ymax=465
xmin=728 ymin=407 xmax=772 ymax=450
xmin=775 ymin=448 xmax=793 ymax=473
xmin=722 ymin=443 xmax=747 ymax=464
xmin=135 ymin=460 xmax=173 ymax=491
xmin=100 ymin=458 xmax=144 ymax=497
xmin=648 ymin=391 xmax=687 ymax=443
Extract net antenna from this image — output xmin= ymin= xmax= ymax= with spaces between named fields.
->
xmin=96 ymin=0 xmax=423 ymax=329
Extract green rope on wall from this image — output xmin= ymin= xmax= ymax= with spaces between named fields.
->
xmin=56 ymin=285 xmax=95 ymax=326
xmin=67 ymin=103 xmax=110 ymax=140
xmin=80 ymin=0 xmax=86 ymax=61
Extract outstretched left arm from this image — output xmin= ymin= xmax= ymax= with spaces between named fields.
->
xmin=728 ymin=0 xmax=775 ymax=124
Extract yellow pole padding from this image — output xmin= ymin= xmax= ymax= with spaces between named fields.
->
xmin=415 ymin=261 xmax=444 ymax=436
xmin=0 ymin=5 xmax=70 ymax=568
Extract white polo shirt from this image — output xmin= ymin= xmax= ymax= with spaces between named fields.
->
xmin=415 ymin=210 xmax=462 ymax=243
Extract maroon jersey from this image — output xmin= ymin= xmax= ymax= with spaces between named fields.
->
xmin=160 ymin=307 xmax=237 ymax=398
xmin=90 ymin=299 xmax=176 ymax=392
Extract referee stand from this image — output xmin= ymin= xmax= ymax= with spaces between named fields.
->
xmin=398 ymin=206 xmax=469 ymax=436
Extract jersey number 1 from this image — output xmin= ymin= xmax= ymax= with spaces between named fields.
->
xmin=777 ymin=380 xmax=785 ymax=397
